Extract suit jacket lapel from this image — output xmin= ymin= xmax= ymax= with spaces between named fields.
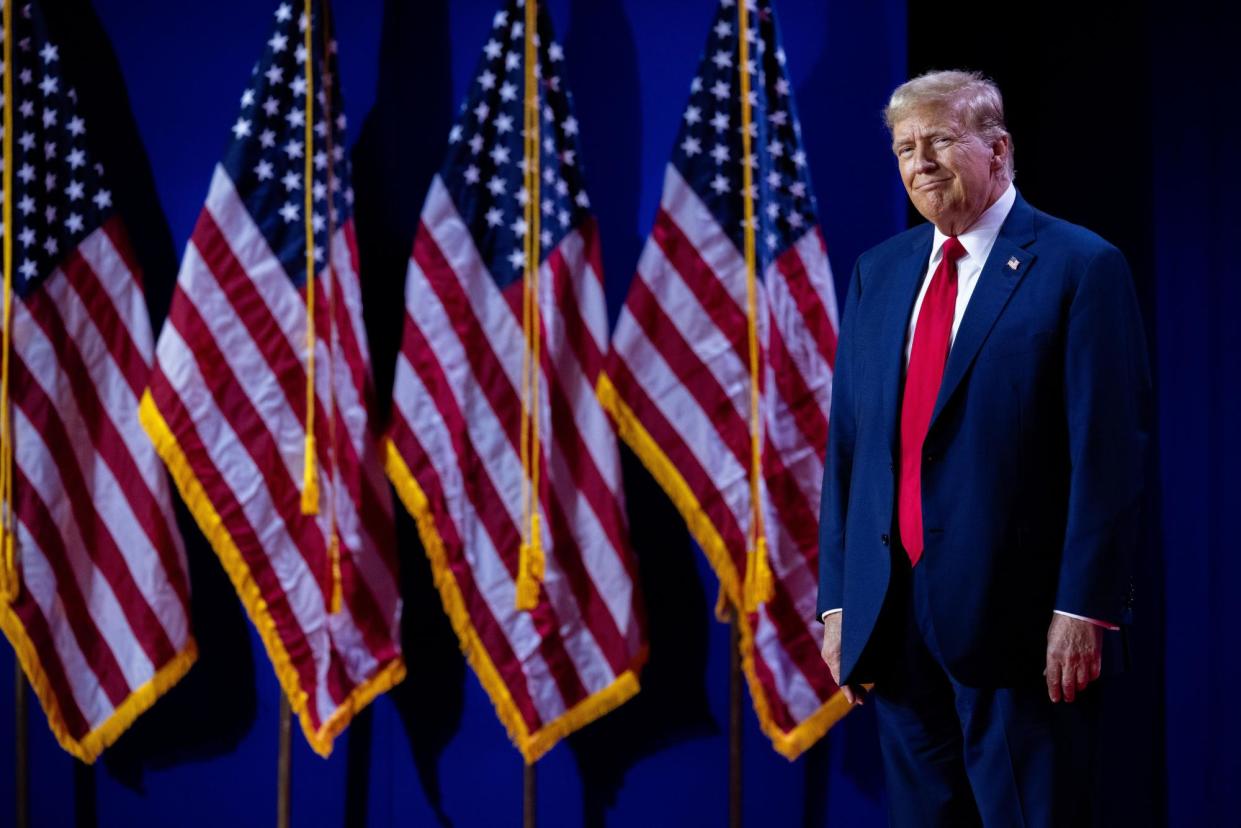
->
xmin=880 ymin=229 xmax=933 ymax=457
xmin=928 ymin=193 xmax=1038 ymax=431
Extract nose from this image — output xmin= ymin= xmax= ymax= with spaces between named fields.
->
xmin=912 ymin=144 xmax=937 ymax=174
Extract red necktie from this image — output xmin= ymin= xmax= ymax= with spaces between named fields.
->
xmin=898 ymin=236 xmax=966 ymax=566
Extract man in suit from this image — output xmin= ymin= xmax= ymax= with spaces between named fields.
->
xmin=817 ymin=70 xmax=1150 ymax=826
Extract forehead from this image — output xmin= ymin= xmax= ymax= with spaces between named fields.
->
xmin=891 ymin=105 xmax=966 ymax=142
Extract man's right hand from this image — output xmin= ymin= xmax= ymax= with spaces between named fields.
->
xmin=820 ymin=612 xmax=865 ymax=705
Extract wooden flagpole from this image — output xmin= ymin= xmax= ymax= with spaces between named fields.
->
xmin=732 ymin=0 xmax=759 ymax=822
xmin=15 ymin=660 xmax=27 ymax=828
xmin=4 ymin=1 xmax=25 ymax=823
xmin=729 ymin=617 xmax=743 ymax=828
xmin=523 ymin=761 xmax=537 ymax=828
xmin=73 ymin=758 xmax=96 ymax=826
xmin=277 ymin=694 xmax=292 ymax=828
xmin=282 ymin=0 xmax=313 ymax=821
xmin=520 ymin=0 xmax=541 ymax=825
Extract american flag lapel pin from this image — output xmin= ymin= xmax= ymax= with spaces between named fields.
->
xmin=1007 ymin=256 xmax=1020 ymax=271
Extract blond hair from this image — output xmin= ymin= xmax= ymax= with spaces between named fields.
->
xmin=885 ymin=70 xmax=1014 ymax=178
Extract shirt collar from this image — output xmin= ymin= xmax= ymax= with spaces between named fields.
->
xmin=930 ymin=183 xmax=1018 ymax=265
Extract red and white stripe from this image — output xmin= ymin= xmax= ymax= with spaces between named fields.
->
xmin=606 ymin=166 xmax=842 ymax=757
xmin=387 ymin=176 xmax=645 ymax=761
xmin=3 ymin=220 xmax=194 ymax=762
xmin=145 ymin=167 xmax=401 ymax=755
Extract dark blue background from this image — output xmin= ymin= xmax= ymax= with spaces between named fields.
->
xmin=0 ymin=0 xmax=1235 ymax=825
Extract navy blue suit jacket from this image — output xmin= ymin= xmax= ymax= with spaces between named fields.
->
xmin=817 ymin=192 xmax=1151 ymax=688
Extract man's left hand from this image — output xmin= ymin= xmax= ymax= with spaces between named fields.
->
xmin=1044 ymin=614 xmax=1103 ymax=703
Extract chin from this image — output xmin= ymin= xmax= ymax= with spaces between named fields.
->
xmin=912 ymin=196 xmax=946 ymax=223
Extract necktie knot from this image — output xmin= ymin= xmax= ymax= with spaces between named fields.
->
xmin=941 ymin=235 xmax=966 ymax=266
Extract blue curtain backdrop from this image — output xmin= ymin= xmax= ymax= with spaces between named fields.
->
xmin=1153 ymin=3 xmax=1241 ymax=823
xmin=0 ymin=0 xmax=1236 ymax=825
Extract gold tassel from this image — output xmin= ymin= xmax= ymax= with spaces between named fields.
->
xmin=301 ymin=433 xmax=319 ymax=515
xmin=299 ymin=0 xmax=319 ymax=518
xmin=742 ymin=535 xmax=773 ymax=613
xmin=0 ymin=530 xmax=17 ymax=602
xmin=736 ymin=0 xmax=770 ymax=616
xmin=328 ymin=532 xmax=342 ymax=614
xmin=514 ymin=0 xmax=544 ymax=613
xmin=0 ymin=0 xmax=17 ymax=604
xmin=714 ymin=584 xmax=733 ymax=623
xmin=514 ymin=512 xmax=543 ymax=611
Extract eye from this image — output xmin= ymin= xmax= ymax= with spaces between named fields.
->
xmin=933 ymin=136 xmax=952 ymax=148
xmin=896 ymin=145 xmax=913 ymax=157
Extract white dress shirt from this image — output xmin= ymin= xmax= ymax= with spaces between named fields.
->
xmin=905 ymin=184 xmax=1017 ymax=367
xmin=822 ymin=185 xmax=1116 ymax=630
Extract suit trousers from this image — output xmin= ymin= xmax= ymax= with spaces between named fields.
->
xmin=871 ymin=551 xmax=1100 ymax=827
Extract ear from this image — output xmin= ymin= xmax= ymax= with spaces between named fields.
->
xmin=991 ymin=134 xmax=1011 ymax=169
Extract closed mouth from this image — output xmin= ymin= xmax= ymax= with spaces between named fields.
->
xmin=915 ymin=178 xmax=951 ymax=191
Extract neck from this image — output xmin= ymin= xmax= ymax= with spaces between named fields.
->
xmin=935 ymin=177 xmax=1010 ymax=236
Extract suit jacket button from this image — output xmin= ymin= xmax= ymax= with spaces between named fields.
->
xmin=880 ymin=533 xmax=889 ymax=546
xmin=924 ymin=453 xmax=936 ymax=463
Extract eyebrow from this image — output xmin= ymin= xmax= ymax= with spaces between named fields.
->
xmin=893 ymin=128 xmax=956 ymax=148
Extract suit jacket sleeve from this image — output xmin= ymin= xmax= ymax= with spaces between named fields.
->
xmin=1055 ymin=244 xmax=1151 ymax=624
xmin=817 ymin=260 xmax=863 ymax=619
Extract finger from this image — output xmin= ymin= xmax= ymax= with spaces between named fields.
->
xmin=1090 ymin=656 xmax=1102 ymax=682
xmin=841 ymin=684 xmax=857 ymax=705
xmin=1045 ymin=658 xmax=1062 ymax=703
xmin=1076 ymin=663 xmax=1091 ymax=692
xmin=1061 ymin=663 xmax=1077 ymax=703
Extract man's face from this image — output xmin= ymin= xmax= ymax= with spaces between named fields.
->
xmin=891 ymin=105 xmax=1005 ymax=233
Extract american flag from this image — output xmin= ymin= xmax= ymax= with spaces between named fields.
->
xmin=141 ymin=0 xmax=403 ymax=756
xmin=0 ymin=0 xmax=195 ymax=762
xmin=601 ymin=0 xmax=845 ymax=758
xmin=385 ymin=0 xmax=646 ymax=763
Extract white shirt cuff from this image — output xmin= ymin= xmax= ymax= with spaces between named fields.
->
xmin=821 ymin=608 xmax=1116 ymax=629
xmin=1053 ymin=609 xmax=1120 ymax=631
